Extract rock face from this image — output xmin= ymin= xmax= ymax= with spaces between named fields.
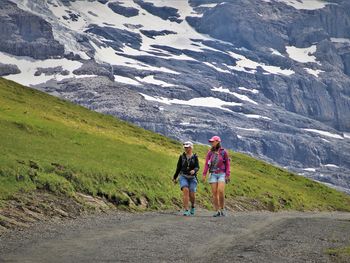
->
xmin=85 ymin=25 xmax=142 ymax=52
xmin=188 ymin=0 xmax=350 ymax=131
xmin=1 ymin=0 xmax=350 ymax=193
xmin=140 ymin=30 xmax=177 ymax=39
xmin=0 ymin=63 xmax=20 ymax=76
xmin=188 ymin=2 xmax=287 ymax=52
xmin=72 ymin=60 xmax=114 ymax=81
xmin=134 ymin=0 xmax=182 ymax=23
xmin=108 ymin=2 xmax=139 ymax=17
xmin=0 ymin=1 xmax=65 ymax=59
xmin=35 ymin=66 xmax=69 ymax=76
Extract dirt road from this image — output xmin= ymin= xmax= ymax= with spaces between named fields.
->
xmin=1 ymin=210 xmax=349 ymax=262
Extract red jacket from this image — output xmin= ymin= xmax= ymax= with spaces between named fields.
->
xmin=203 ymin=148 xmax=230 ymax=178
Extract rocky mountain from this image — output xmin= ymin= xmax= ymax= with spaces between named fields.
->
xmin=0 ymin=0 xmax=349 ymax=193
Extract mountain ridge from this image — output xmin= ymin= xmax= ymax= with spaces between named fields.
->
xmin=0 ymin=0 xmax=349 ymax=192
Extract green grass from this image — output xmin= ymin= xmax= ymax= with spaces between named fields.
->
xmin=326 ymin=246 xmax=350 ymax=262
xmin=0 ymin=77 xmax=350 ymax=211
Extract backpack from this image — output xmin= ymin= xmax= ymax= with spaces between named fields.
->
xmin=181 ymin=153 xmax=197 ymax=174
xmin=208 ymin=149 xmax=227 ymax=165
xmin=208 ymin=149 xmax=229 ymax=173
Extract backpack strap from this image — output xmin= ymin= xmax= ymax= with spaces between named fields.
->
xmin=181 ymin=153 xmax=197 ymax=167
xmin=220 ymin=149 xmax=226 ymax=164
xmin=181 ymin=153 xmax=187 ymax=166
xmin=207 ymin=150 xmax=213 ymax=159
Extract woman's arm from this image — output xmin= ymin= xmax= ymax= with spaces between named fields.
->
xmin=202 ymin=151 xmax=210 ymax=176
xmin=225 ymin=151 xmax=230 ymax=178
xmin=173 ymin=155 xmax=182 ymax=180
xmin=193 ymin=154 xmax=199 ymax=174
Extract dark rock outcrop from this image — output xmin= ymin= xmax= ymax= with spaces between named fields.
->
xmin=0 ymin=0 xmax=64 ymax=59
xmin=108 ymin=2 xmax=139 ymax=17
xmin=0 ymin=63 xmax=20 ymax=76
xmin=187 ymin=1 xmax=288 ymax=52
xmin=34 ymin=66 xmax=69 ymax=76
xmin=85 ymin=25 xmax=142 ymax=51
xmin=140 ymin=30 xmax=177 ymax=39
xmin=73 ymin=60 xmax=114 ymax=80
xmin=134 ymin=0 xmax=182 ymax=23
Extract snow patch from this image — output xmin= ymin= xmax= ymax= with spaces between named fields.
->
xmin=227 ymin=51 xmax=294 ymax=76
xmin=286 ymin=45 xmax=320 ymax=64
xmin=123 ymin=45 xmax=196 ymax=61
xmin=303 ymin=129 xmax=344 ymax=139
xmin=238 ymin=87 xmax=259 ymax=94
xmin=114 ymin=75 xmax=141 ymax=86
xmin=212 ymin=86 xmax=258 ymax=105
xmin=263 ymin=65 xmax=294 ymax=75
xmin=330 ymin=38 xmax=350 ymax=44
xmin=180 ymin=122 xmax=191 ymax=126
xmin=304 ymin=68 xmax=324 ymax=77
xmin=269 ymin=48 xmax=284 ymax=57
xmin=48 ymin=0 xmax=87 ymax=31
xmin=91 ymin=41 xmax=180 ymax=74
xmin=140 ymin=93 xmax=242 ymax=112
xmin=203 ymin=62 xmax=231 ymax=74
xmin=242 ymin=114 xmax=272 ymax=120
xmin=303 ymin=168 xmax=316 ymax=172
xmin=276 ymin=0 xmax=329 ymax=10
xmin=135 ymin=75 xmax=174 ymax=87
xmin=197 ymin=3 xmax=218 ymax=8
xmin=324 ymin=164 xmax=339 ymax=168
xmin=0 ymin=51 xmax=83 ymax=86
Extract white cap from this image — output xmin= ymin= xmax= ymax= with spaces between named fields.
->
xmin=183 ymin=141 xmax=193 ymax=148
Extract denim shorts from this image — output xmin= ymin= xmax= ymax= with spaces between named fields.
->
xmin=209 ymin=173 xmax=226 ymax=183
xmin=179 ymin=175 xmax=198 ymax=192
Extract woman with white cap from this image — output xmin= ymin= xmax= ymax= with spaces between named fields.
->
xmin=202 ymin=136 xmax=230 ymax=217
xmin=173 ymin=141 xmax=199 ymax=216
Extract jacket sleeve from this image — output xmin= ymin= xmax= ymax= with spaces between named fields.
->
xmin=173 ymin=155 xmax=182 ymax=180
xmin=202 ymin=151 xmax=210 ymax=176
xmin=193 ymin=154 xmax=200 ymax=174
xmin=224 ymin=151 xmax=230 ymax=178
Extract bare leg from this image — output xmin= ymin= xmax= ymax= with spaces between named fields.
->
xmin=217 ymin=182 xmax=225 ymax=210
xmin=182 ymin=187 xmax=190 ymax=210
xmin=189 ymin=192 xmax=195 ymax=208
xmin=210 ymin=183 xmax=219 ymax=211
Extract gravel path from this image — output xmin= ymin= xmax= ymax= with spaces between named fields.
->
xmin=0 ymin=210 xmax=349 ymax=262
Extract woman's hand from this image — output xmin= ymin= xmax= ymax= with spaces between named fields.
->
xmin=189 ymin=170 xmax=195 ymax=175
xmin=202 ymin=175 xmax=207 ymax=183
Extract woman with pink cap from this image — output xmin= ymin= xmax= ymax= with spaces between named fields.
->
xmin=202 ymin=136 xmax=230 ymax=217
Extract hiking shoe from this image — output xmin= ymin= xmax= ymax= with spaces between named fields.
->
xmin=213 ymin=211 xmax=221 ymax=217
xmin=183 ymin=210 xmax=191 ymax=216
xmin=220 ymin=209 xmax=226 ymax=217
xmin=190 ymin=207 xmax=195 ymax=215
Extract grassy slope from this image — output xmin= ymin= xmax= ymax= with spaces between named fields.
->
xmin=0 ymin=77 xmax=349 ymax=211
xmin=326 ymin=246 xmax=350 ymax=261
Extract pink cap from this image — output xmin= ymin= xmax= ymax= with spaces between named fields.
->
xmin=208 ymin=135 xmax=221 ymax=142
